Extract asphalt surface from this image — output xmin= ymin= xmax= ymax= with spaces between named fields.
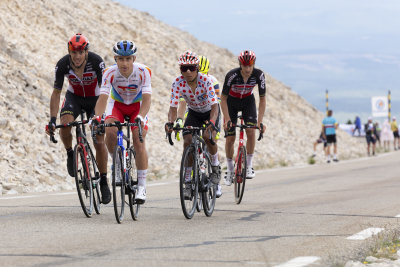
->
xmin=1 ymin=152 xmax=400 ymax=266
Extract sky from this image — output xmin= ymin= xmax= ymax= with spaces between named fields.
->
xmin=117 ymin=0 xmax=400 ymax=123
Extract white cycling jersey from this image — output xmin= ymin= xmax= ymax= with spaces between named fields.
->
xmin=100 ymin=63 xmax=152 ymax=105
xmin=170 ymin=73 xmax=218 ymax=113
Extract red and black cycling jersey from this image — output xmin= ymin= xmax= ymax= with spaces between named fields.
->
xmin=222 ymin=67 xmax=266 ymax=99
xmin=54 ymin=51 xmax=105 ymax=97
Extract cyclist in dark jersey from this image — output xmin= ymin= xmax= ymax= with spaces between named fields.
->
xmin=45 ymin=33 xmax=111 ymax=204
xmin=220 ymin=50 xmax=266 ymax=184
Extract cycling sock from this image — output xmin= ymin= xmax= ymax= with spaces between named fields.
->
xmin=327 ymin=154 xmax=331 ymax=161
xmin=185 ymin=167 xmax=192 ymax=182
xmin=211 ymin=152 xmax=219 ymax=166
xmin=137 ymin=169 xmax=147 ymax=187
xmin=227 ymin=158 xmax=234 ymax=172
xmin=247 ymin=154 xmax=254 ymax=167
xmin=333 ymin=154 xmax=337 ymax=159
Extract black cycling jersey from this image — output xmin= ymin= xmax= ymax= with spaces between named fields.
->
xmin=54 ymin=51 xmax=105 ymax=97
xmin=222 ymin=67 xmax=266 ymax=99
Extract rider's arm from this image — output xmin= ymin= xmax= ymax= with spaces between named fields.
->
xmin=168 ymin=107 xmax=178 ymax=123
xmin=94 ymin=94 xmax=109 ymax=117
xmin=209 ymin=103 xmax=219 ymax=124
xmin=177 ymin=100 xmax=186 ymax=120
xmin=257 ymin=96 xmax=266 ymax=130
xmin=50 ymin=89 xmax=62 ymax=119
xmin=139 ymin=93 xmax=151 ymax=118
xmin=220 ymin=94 xmax=230 ymax=128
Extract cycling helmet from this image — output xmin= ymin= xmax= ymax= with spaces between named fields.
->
xmin=238 ymin=50 xmax=256 ymax=65
xmin=178 ymin=51 xmax=199 ymax=65
xmin=68 ymin=33 xmax=89 ymax=51
xmin=113 ymin=40 xmax=137 ymax=56
xmin=198 ymin=55 xmax=210 ymax=74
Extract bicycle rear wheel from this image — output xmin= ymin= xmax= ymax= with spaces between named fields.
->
xmin=112 ymin=145 xmax=125 ymax=223
xmin=87 ymin=146 xmax=101 ymax=214
xmin=73 ymin=144 xmax=93 ymax=217
xmin=234 ymin=146 xmax=247 ymax=204
xmin=202 ymin=152 xmax=216 ymax=217
xmin=127 ymin=147 xmax=140 ymax=221
xmin=196 ymin=190 xmax=203 ymax=212
xmin=179 ymin=145 xmax=198 ymax=219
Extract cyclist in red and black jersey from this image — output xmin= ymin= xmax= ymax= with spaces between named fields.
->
xmin=220 ymin=50 xmax=266 ymax=184
xmin=45 ymin=33 xmax=111 ymax=204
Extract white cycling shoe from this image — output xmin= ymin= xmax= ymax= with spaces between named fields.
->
xmin=224 ymin=171 xmax=234 ymax=186
xmin=135 ymin=186 xmax=146 ymax=204
xmin=216 ymin=184 xmax=222 ymax=198
xmin=246 ymin=167 xmax=255 ymax=179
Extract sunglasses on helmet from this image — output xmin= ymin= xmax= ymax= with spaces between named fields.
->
xmin=180 ymin=65 xmax=197 ymax=72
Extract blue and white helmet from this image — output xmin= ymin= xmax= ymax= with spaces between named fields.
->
xmin=113 ymin=40 xmax=137 ymax=56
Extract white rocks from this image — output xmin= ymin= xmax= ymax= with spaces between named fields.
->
xmin=0 ymin=0 xmax=365 ymax=195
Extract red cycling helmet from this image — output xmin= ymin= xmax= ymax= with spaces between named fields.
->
xmin=238 ymin=50 xmax=256 ymax=66
xmin=68 ymin=33 xmax=89 ymax=51
xmin=178 ymin=50 xmax=199 ymax=65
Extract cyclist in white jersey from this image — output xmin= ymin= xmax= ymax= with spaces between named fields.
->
xmin=166 ymin=51 xmax=221 ymax=199
xmin=92 ymin=40 xmax=151 ymax=204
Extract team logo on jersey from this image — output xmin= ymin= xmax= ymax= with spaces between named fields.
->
xmin=197 ymin=93 xmax=208 ymax=101
xmin=208 ymin=91 xmax=215 ymax=98
xmin=118 ymin=84 xmax=138 ymax=92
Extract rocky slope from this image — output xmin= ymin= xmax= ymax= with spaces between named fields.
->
xmin=0 ymin=0 xmax=365 ymax=195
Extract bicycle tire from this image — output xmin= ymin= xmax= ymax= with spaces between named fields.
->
xmin=196 ymin=190 xmax=203 ymax=212
xmin=234 ymin=146 xmax=247 ymax=204
xmin=202 ymin=152 xmax=216 ymax=217
xmin=127 ymin=147 xmax=140 ymax=220
xmin=179 ymin=145 xmax=198 ymax=219
xmin=73 ymin=144 xmax=94 ymax=218
xmin=87 ymin=146 xmax=101 ymax=214
xmin=112 ymin=145 xmax=125 ymax=223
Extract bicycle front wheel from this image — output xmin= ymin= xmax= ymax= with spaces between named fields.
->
xmin=202 ymin=152 xmax=216 ymax=217
xmin=179 ymin=145 xmax=198 ymax=219
xmin=234 ymin=146 xmax=247 ymax=204
xmin=127 ymin=147 xmax=140 ymax=221
xmin=112 ymin=145 xmax=125 ymax=223
xmin=73 ymin=144 xmax=94 ymax=217
xmin=87 ymin=146 xmax=101 ymax=214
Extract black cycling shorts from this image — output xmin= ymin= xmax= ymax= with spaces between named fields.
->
xmin=60 ymin=90 xmax=98 ymax=120
xmin=183 ymin=106 xmax=221 ymax=136
xmin=326 ymin=134 xmax=337 ymax=144
xmin=225 ymin=95 xmax=257 ymax=136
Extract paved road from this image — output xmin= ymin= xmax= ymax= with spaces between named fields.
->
xmin=1 ymin=152 xmax=400 ymax=266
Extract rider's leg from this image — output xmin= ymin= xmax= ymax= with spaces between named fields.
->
xmin=104 ymin=118 xmax=118 ymax=157
xmin=59 ymin=114 xmax=74 ymax=177
xmin=93 ymin=135 xmax=108 ymax=174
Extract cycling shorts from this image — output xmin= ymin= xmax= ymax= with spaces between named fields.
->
xmin=60 ymin=91 xmax=98 ymax=119
xmin=366 ymin=135 xmax=376 ymax=145
xmin=105 ymin=99 xmax=149 ymax=131
xmin=394 ymin=131 xmax=399 ymax=138
xmin=183 ymin=106 xmax=221 ymax=136
xmin=225 ymin=95 xmax=257 ymax=136
xmin=326 ymin=134 xmax=337 ymax=145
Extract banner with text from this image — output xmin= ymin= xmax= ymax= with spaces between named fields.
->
xmin=371 ymin=96 xmax=388 ymax=117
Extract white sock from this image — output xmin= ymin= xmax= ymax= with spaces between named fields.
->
xmin=211 ymin=152 xmax=219 ymax=166
xmin=247 ymin=154 xmax=254 ymax=168
xmin=327 ymin=154 xmax=331 ymax=161
xmin=185 ymin=167 xmax=192 ymax=182
xmin=227 ymin=158 xmax=234 ymax=172
xmin=137 ymin=169 xmax=147 ymax=187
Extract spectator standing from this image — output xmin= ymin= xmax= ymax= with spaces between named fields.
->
xmin=391 ymin=117 xmax=399 ymax=150
xmin=365 ymin=117 xmax=377 ymax=156
xmin=380 ymin=119 xmax=393 ymax=151
xmin=322 ymin=110 xmax=339 ymax=163
xmin=352 ymin=116 xmax=362 ymax=136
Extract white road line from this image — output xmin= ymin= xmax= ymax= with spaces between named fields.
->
xmin=395 ymin=214 xmax=400 ymax=218
xmin=274 ymin=256 xmax=321 ymax=267
xmin=346 ymin=228 xmax=384 ymax=240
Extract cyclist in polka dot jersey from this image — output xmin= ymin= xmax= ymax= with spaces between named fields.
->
xmin=166 ymin=51 xmax=222 ymax=197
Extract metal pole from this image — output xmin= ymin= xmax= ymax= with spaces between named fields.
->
xmin=388 ymin=90 xmax=391 ymax=121
xmin=325 ymin=90 xmax=329 ymax=116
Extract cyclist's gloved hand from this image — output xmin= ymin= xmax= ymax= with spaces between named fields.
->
xmin=174 ymin=118 xmax=183 ymax=129
xmin=135 ymin=115 xmax=145 ymax=127
xmin=165 ymin=122 xmax=173 ymax=133
xmin=208 ymin=119 xmax=218 ymax=132
xmin=46 ymin=117 xmax=57 ymax=135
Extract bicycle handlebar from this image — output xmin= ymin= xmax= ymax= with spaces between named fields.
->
xmin=225 ymin=121 xmax=264 ymax=141
xmin=166 ymin=125 xmax=215 ymax=146
xmin=100 ymin=120 xmax=143 ymax=143
xmin=48 ymin=120 xmax=89 ymax=144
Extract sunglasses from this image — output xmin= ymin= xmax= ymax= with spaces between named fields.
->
xmin=180 ymin=65 xmax=197 ymax=72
